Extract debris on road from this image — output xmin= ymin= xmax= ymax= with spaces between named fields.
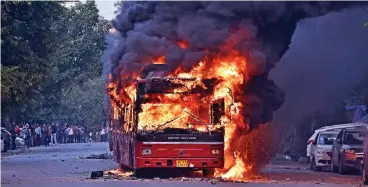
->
xmin=80 ymin=153 xmax=112 ymax=160
xmin=90 ymin=171 xmax=104 ymax=179
xmin=210 ymin=178 xmax=219 ymax=185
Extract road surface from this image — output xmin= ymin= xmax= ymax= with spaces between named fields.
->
xmin=1 ymin=143 xmax=363 ymax=187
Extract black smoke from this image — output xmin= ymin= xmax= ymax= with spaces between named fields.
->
xmin=105 ymin=1 xmax=366 ymax=129
xmin=271 ymin=7 xmax=368 ymax=131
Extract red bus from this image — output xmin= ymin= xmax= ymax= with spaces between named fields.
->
xmin=108 ymin=70 xmax=225 ymax=177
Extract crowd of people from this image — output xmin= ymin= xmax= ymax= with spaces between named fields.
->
xmin=7 ymin=123 xmax=109 ymax=149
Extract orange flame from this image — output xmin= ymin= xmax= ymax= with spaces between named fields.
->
xmin=153 ymin=56 xmax=166 ymax=64
xmin=107 ymin=29 xmax=273 ymax=180
xmin=177 ymin=40 xmax=188 ymax=49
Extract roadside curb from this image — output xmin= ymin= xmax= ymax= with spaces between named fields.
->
xmin=266 ymin=164 xmax=309 ymax=171
xmin=1 ymin=147 xmax=27 ymax=157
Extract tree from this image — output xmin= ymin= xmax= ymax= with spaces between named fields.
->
xmin=1 ymin=1 xmax=65 ymax=124
xmin=59 ymin=77 xmax=106 ymax=125
xmin=1 ymin=1 xmax=110 ymax=126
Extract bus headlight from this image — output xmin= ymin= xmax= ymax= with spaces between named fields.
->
xmin=142 ymin=148 xmax=152 ymax=155
xmin=212 ymin=149 xmax=220 ymax=155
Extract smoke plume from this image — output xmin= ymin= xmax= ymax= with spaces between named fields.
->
xmin=107 ymin=1 xmax=364 ymax=129
xmin=271 ymin=7 xmax=368 ymax=133
xmin=105 ymin=1 xmax=366 ymax=176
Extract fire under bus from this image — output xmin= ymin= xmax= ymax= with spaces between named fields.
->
xmin=108 ymin=67 xmax=226 ymax=177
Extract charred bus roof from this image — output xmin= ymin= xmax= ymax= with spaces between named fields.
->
xmin=136 ymin=77 xmax=219 ymax=95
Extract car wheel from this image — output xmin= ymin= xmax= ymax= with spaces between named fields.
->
xmin=331 ymin=162 xmax=339 ymax=173
xmin=339 ymin=157 xmax=347 ymax=175
xmin=363 ymin=167 xmax=368 ymax=185
xmin=309 ymin=157 xmax=314 ymax=170
xmin=310 ymin=157 xmax=321 ymax=171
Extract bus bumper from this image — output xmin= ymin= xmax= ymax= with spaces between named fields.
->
xmin=135 ymin=157 xmax=224 ymax=169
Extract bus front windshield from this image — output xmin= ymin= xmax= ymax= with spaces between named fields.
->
xmin=136 ymin=79 xmax=218 ymax=132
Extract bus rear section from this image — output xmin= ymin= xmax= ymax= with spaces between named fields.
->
xmin=134 ymin=130 xmax=224 ymax=176
xmin=108 ymin=68 xmax=227 ymax=177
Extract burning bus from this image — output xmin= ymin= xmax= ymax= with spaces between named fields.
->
xmin=107 ymin=64 xmax=229 ymax=177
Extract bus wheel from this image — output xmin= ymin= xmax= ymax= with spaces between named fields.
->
xmin=202 ymin=168 xmax=215 ymax=178
xmin=134 ymin=168 xmax=146 ymax=178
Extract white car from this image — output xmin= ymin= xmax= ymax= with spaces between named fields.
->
xmin=1 ymin=139 xmax=4 ymax=152
xmin=307 ymin=122 xmax=368 ymax=157
xmin=310 ymin=131 xmax=339 ymax=171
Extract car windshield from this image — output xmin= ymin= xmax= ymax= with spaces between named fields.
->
xmin=318 ymin=133 xmax=338 ymax=145
xmin=343 ymin=131 xmax=367 ymax=145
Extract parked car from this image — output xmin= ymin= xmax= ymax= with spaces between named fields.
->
xmin=1 ymin=139 xmax=4 ymax=152
xmin=331 ymin=127 xmax=368 ymax=174
xmin=15 ymin=137 xmax=25 ymax=147
xmin=1 ymin=127 xmax=11 ymax=152
xmin=362 ymin=138 xmax=368 ymax=184
xmin=307 ymin=122 xmax=368 ymax=157
xmin=0 ymin=127 xmax=25 ymax=151
xmin=310 ymin=131 xmax=339 ymax=171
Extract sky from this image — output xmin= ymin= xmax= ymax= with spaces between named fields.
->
xmin=95 ymin=1 xmax=117 ymax=20
xmin=64 ymin=1 xmax=117 ymax=20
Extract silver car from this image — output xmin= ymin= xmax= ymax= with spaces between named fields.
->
xmin=310 ymin=131 xmax=339 ymax=171
xmin=331 ymin=128 xmax=367 ymax=174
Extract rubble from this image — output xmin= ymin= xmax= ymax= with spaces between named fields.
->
xmin=81 ymin=153 xmax=112 ymax=160
xmin=210 ymin=178 xmax=219 ymax=184
xmin=90 ymin=171 xmax=104 ymax=179
xmin=298 ymin=157 xmax=310 ymax=164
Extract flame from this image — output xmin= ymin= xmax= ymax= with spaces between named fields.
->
xmin=177 ymin=40 xmax=188 ymax=49
xmin=105 ymin=168 xmax=133 ymax=177
xmin=107 ymin=30 xmax=272 ymax=181
xmin=221 ymin=152 xmax=252 ymax=181
xmin=153 ymin=56 xmax=166 ymax=64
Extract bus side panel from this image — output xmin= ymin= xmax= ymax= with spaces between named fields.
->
xmin=118 ymin=132 xmax=135 ymax=168
xmin=112 ymin=131 xmax=119 ymax=163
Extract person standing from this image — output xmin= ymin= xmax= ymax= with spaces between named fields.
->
xmin=51 ymin=123 xmax=57 ymax=145
xmin=62 ymin=123 xmax=68 ymax=144
xmin=35 ymin=125 xmax=41 ymax=146
xmin=29 ymin=124 xmax=35 ymax=147
xmin=15 ymin=125 xmax=21 ymax=137
xmin=67 ymin=126 xmax=74 ymax=143
xmin=96 ymin=128 xmax=101 ymax=142
xmin=25 ymin=124 xmax=31 ymax=148
xmin=47 ymin=124 xmax=52 ymax=145
xmin=100 ymin=127 xmax=106 ymax=142
xmin=10 ymin=127 xmax=17 ymax=150
xmin=42 ymin=124 xmax=49 ymax=146
xmin=74 ymin=126 xmax=80 ymax=143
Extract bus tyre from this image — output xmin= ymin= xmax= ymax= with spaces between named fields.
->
xmin=134 ymin=168 xmax=145 ymax=178
xmin=202 ymin=168 xmax=215 ymax=178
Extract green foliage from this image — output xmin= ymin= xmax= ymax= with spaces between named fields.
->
xmin=365 ymin=21 xmax=368 ymax=27
xmin=1 ymin=1 xmax=110 ymax=126
xmin=59 ymin=77 xmax=107 ymax=125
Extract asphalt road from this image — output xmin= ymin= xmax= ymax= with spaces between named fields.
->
xmin=1 ymin=143 xmax=364 ymax=187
